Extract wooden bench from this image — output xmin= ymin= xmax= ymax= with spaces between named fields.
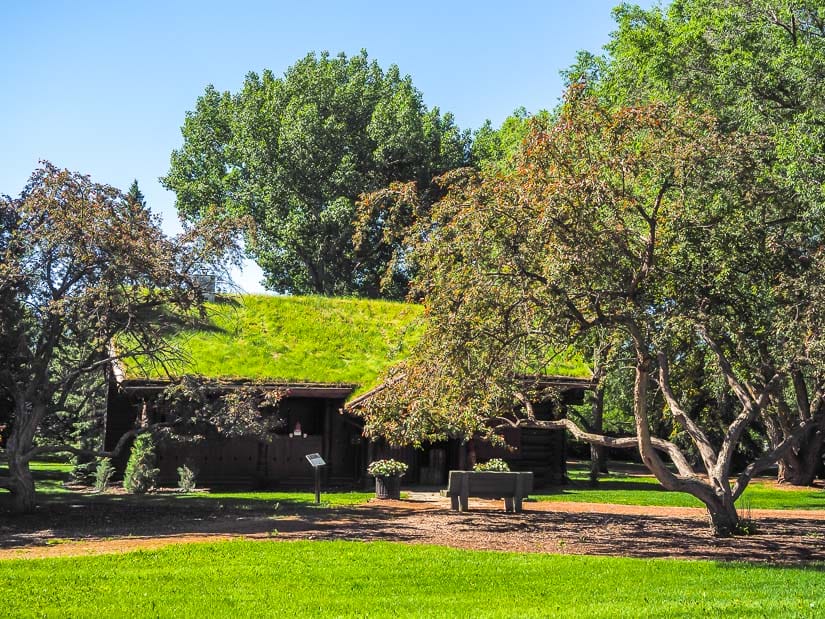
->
xmin=446 ymin=471 xmax=533 ymax=513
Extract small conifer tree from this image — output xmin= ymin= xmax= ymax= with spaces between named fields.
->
xmin=123 ymin=433 xmax=159 ymax=494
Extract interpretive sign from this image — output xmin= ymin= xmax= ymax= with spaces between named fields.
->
xmin=305 ymin=453 xmax=326 ymax=468
xmin=305 ymin=453 xmax=326 ymax=505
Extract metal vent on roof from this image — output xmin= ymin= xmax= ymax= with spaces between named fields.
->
xmin=192 ymin=273 xmax=217 ymax=301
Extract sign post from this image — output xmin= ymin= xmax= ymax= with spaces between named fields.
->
xmin=305 ymin=453 xmax=326 ymax=505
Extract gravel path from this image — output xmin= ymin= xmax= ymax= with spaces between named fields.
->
xmin=2 ymin=493 xmax=824 ymax=564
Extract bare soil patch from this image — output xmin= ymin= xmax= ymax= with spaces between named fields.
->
xmin=2 ymin=492 xmax=824 ymax=564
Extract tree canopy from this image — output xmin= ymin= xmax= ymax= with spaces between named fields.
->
xmin=354 ymin=82 xmax=825 ymax=536
xmin=355 ymin=0 xmax=825 ymax=535
xmin=565 ymin=0 xmax=825 ymax=485
xmin=162 ymin=50 xmax=471 ymax=299
xmin=0 ymin=163 xmax=239 ymax=512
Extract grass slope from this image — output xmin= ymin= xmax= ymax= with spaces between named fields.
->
xmin=1 ymin=540 xmax=823 ymax=617
xmin=124 ymin=295 xmax=425 ymax=389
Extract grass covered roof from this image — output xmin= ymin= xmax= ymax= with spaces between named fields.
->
xmin=122 ymin=294 xmax=424 ymax=389
xmin=122 ymin=294 xmax=590 ymax=392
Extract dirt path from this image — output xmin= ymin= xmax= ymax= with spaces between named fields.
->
xmin=3 ymin=494 xmax=824 ymax=564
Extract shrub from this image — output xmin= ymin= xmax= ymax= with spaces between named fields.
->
xmin=367 ymin=459 xmax=408 ymax=477
xmin=72 ymin=459 xmax=97 ymax=485
xmin=123 ymin=433 xmax=159 ymax=494
xmin=177 ymin=464 xmax=197 ymax=493
xmin=473 ymin=458 xmax=510 ymax=472
xmin=93 ymin=458 xmax=115 ymax=492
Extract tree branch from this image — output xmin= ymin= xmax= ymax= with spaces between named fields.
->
xmin=657 ymin=352 xmax=718 ymax=471
xmin=732 ymin=413 xmax=823 ymax=499
xmin=506 ymin=394 xmax=696 ymax=478
xmin=23 ymin=422 xmax=176 ymax=463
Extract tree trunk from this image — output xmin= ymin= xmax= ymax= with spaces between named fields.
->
xmin=6 ymin=441 xmax=36 ymax=514
xmin=632 ymin=357 xmax=742 ymax=537
xmin=466 ymin=438 xmax=477 ymax=469
xmin=704 ymin=495 xmax=740 ymax=537
xmin=5 ymin=398 xmax=42 ymax=514
xmin=777 ymin=428 xmax=824 ymax=486
xmin=589 ymin=383 xmax=607 ymax=486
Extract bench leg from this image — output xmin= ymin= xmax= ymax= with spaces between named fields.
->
xmin=459 ymin=475 xmax=470 ymax=512
xmin=504 ymin=497 xmax=514 ymax=513
xmin=514 ymin=474 xmax=525 ymax=513
xmin=450 ymin=495 xmax=459 ymax=511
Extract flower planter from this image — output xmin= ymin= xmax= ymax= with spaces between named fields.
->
xmin=374 ymin=475 xmax=402 ymax=500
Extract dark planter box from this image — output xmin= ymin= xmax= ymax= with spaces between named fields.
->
xmin=374 ymin=475 xmax=402 ymax=499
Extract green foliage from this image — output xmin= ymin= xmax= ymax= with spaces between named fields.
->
xmin=366 ymin=459 xmax=408 ymax=477
xmin=578 ymin=0 xmax=825 ymax=485
xmin=0 ymin=163 xmax=240 ymax=512
xmin=122 ymin=434 xmax=159 ymax=494
xmin=125 ymin=179 xmax=146 ymax=208
xmin=176 ymin=464 xmax=197 ymax=493
xmin=1 ymin=541 xmax=824 ymax=617
xmin=473 ymin=458 xmax=511 ymax=472
xmin=163 ymin=50 xmax=471 ymax=298
xmin=471 ymin=107 xmax=557 ymax=172
xmin=93 ymin=458 xmax=114 ymax=493
xmin=122 ymin=294 xmax=426 ymax=392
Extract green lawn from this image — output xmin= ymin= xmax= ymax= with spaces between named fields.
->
xmin=0 ymin=458 xmax=374 ymax=508
xmin=176 ymin=489 xmax=375 ymax=506
xmin=0 ymin=540 xmax=823 ymax=617
xmin=533 ymin=463 xmax=825 ymax=510
xmin=14 ymin=460 xmax=75 ymax=495
xmin=5 ymin=458 xmax=824 ymax=511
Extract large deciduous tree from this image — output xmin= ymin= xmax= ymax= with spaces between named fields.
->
xmin=355 ymin=91 xmax=825 ymax=536
xmin=0 ymin=163 xmax=240 ymax=513
xmin=570 ymin=0 xmax=825 ymax=485
xmin=162 ymin=50 xmax=470 ymax=299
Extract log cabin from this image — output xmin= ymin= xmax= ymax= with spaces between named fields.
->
xmin=104 ymin=294 xmax=590 ymax=488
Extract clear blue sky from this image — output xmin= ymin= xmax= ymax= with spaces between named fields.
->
xmin=1 ymin=0 xmax=657 ymax=292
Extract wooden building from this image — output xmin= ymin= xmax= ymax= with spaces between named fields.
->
xmin=347 ymin=376 xmax=591 ymax=488
xmin=104 ymin=294 xmax=590 ymax=488
xmin=104 ymin=379 xmax=366 ymax=486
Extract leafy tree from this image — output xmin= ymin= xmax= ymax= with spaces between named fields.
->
xmin=576 ymin=0 xmax=825 ymax=485
xmin=0 ymin=163 xmax=240 ymax=513
xmin=354 ymin=91 xmax=825 ymax=536
xmin=162 ymin=50 xmax=470 ymax=299
xmin=470 ymin=108 xmax=535 ymax=170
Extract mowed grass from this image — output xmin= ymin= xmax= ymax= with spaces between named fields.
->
xmin=1 ymin=540 xmax=823 ymax=618
xmin=0 ymin=458 xmax=374 ymax=508
xmin=0 ymin=460 xmax=75 ymax=495
xmin=5 ymin=458 xmax=823 ymax=511
xmin=533 ymin=463 xmax=825 ymax=510
xmin=176 ymin=489 xmax=375 ymax=506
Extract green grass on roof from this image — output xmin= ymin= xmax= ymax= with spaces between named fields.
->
xmin=122 ymin=294 xmax=590 ymax=391
xmin=123 ymin=295 xmax=424 ymax=389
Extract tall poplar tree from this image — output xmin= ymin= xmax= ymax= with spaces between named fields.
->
xmin=162 ymin=50 xmax=470 ymax=299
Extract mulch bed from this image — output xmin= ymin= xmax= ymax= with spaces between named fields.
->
xmin=2 ymin=493 xmax=824 ymax=564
